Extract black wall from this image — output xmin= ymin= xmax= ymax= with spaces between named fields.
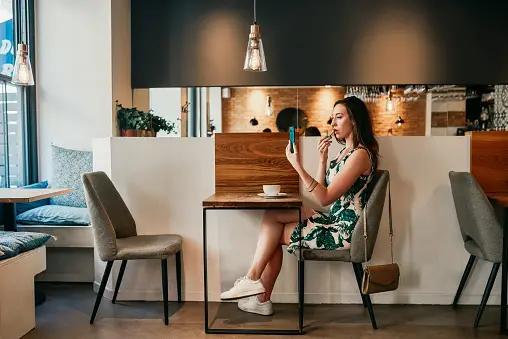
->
xmin=131 ymin=0 xmax=508 ymax=88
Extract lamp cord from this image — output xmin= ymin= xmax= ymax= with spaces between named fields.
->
xmin=254 ymin=0 xmax=256 ymax=23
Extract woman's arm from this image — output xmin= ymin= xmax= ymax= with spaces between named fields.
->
xmin=315 ymin=160 xmax=327 ymax=187
xmin=286 ymin=142 xmax=370 ymax=206
xmin=315 ymin=135 xmax=332 ymax=186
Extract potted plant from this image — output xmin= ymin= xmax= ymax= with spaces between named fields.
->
xmin=117 ymin=102 xmax=139 ymax=137
xmin=150 ymin=113 xmax=178 ymax=136
xmin=116 ymin=101 xmax=178 ymax=137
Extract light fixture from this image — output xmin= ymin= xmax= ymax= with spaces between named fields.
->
xmin=264 ymin=96 xmax=274 ymax=116
xmin=243 ymin=0 xmax=267 ymax=72
xmin=12 ymin=0 xmax=34 ymax=86
xmin=386 ymin=87 xmax=394 ymax=112
xmin=386 ymin=97 xmax=394 ymax=111
xmin=12 ymin=43 xmax=34 ymax=86
xmin=395 ymin=116 xmax=404 ymax=127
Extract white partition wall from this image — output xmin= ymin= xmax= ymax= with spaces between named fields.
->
xmin=91 ymin=136 xmax=492 ymax=305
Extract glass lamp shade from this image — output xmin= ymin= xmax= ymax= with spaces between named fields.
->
xmin=12 ymin=44 xmax=34 ymax=86
xmin=265 ymin=96 xmax=274 ymax=116
xmin=243 ymin=23 xmax=267 ymax=72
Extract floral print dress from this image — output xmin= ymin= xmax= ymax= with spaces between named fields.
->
xmin=287 ymin=146 xmax=375 ymax=254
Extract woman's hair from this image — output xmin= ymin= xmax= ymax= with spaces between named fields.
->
xmin=333 ymin=96 xmax=379 ymax=169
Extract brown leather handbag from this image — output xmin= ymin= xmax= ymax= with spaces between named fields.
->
xmin=361 ymin=178 xmax=400 ymax=295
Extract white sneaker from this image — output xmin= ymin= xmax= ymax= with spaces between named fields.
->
xmin=238 ymin=296 xmax=273 ymax=316
xmin=220 ymin=276 xmax=265 ymax=301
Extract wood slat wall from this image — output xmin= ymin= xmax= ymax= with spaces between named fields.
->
xmin=214 ymin=133 xmax=300 ymax=194
xmin=468 ymin=131 xmax=508 ymax=193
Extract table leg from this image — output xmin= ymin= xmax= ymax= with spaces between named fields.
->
xmin=501 ymin=207 xmax=508 ymax=334
xmin=297 ymin=208 xmax=304 ymax=333
xmin=3 ymin=202 xmax=17 ymax=231
xmin=203 ymin=208 xmax=209 ymax=333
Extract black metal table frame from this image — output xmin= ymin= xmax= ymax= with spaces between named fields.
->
xmin=203 ymin=205 xmax=304 ymax=335
xmin=500 ymin=206 xmax=508 ymax=335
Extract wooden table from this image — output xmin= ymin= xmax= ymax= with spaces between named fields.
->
xmin=487 ymin=193 xmax=508 ymax=335
xmin=0 ymin=188 xmax=72 ymax=232
xmin=202 ymin=192 xmax=305 ymax=335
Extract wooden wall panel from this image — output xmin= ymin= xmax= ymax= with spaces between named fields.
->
xmin=469 ymin=131 xmax=508 ymax=193
xmin=214 ymin=133 xmax=299 ymax=193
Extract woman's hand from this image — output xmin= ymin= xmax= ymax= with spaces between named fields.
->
xmin=317 ymin=135 xmax=332 ymax=162
xmin=286 ymin=141 xmax=302 ymax=171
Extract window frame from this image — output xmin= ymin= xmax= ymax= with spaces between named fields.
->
xmin=9 ymin=0 xmax=37 ymax=185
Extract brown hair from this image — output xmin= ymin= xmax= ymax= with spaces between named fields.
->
xmin=333 ymin=96 xmax=379 ymax=169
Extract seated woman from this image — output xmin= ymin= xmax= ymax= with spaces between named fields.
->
xmin=220 ymin=96 xmax=379 ymax=316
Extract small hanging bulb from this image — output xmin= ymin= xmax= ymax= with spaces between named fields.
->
xmin=12 ymin=43 xmax=34 ymax=86
xmin=264 ymin=96 xmax=274 ymax=116
xmin=386 ymin=92 xmax=394 ymax=112
xmin=395 ymin=116 xmax=404 ymax=127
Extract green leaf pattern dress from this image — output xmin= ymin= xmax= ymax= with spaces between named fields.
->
xmin=287 ymin=146 xmax=375 ymax=254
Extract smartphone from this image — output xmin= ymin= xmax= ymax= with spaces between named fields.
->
xmin=289 ymin=126 xmax=295 ymax=153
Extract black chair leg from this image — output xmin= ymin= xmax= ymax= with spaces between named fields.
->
xmin=474 ymin=262 xmax=500 ymax=328
xmin=112 ymin=260 xmax=128 ymax=304
xmin=90 ymin=261 xmax=113 ymax=324
xmin=162 ymin=258 xmax=169 ymax=325
xmin=352 ymin=263 xmax=368 ymax=308
xmin=352 ymin=263 xmax=378 ymax=329
xmin=176 ymin=251 xmax=182 ymax=304
xmin=453 ymin=255 xmax=476 ymax=307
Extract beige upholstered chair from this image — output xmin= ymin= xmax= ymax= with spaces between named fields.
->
xmin=82 ymin=171 xmax=182 ymax=325
xmin=301 ymin=170 xmax=390 ymax=329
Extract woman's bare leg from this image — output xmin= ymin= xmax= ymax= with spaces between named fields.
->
xmin=246 ymin=210 xmax=297 ymax=281
xmin=257 ymin=221 xmax=300 ymax=302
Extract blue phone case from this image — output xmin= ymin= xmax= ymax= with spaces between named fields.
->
xmin=289 ymin=126 xmax=295 ymax=153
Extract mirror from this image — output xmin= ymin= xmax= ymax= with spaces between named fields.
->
xmin=130 ymin=85 xmax=506 ymax=138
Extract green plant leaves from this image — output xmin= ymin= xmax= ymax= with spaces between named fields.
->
xmin=116 ymin=102 xmax=178 ymax=134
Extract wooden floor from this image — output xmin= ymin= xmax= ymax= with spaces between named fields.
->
xmin=24 ymin=283 xmax=505 ymax=338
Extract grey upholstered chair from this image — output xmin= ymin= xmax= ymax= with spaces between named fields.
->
xmin=82 ymin=171 xmax=183 ymax=325
xmin=449 ymin=171 xmax=502 ymax=328
xmin=301 ymin=170 xmax=390 ymax=329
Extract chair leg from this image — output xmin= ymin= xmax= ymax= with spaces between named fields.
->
xmin=474 ymin=262 xmax=500 ymax=328
xmin=112 ymin=260 xmax=128 ymax=304
xmin=453 ymin=255 xmax=476 ymax=307
xmin=161 ymin=258 xmax=169 ymax=325
xmin=90 ymin=261 xmax=113 ymax=324
xmin=352 ymin=263 xmax=368 ymax=307
xmin=352 ymin=263 xmax=378 ymax=329
xmin=176 ymin=251 xmax=182 ymax=304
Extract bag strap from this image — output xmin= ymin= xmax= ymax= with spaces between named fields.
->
xmin=363 ymin=174 xmax=394 ymax=263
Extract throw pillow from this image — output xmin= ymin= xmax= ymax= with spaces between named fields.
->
xmin=16 ymin=181 xmax=50 ymax=215
xmin=0 ymin=231 xmax=53 ymax=254
xmin=50 ymin=145 xmax=92 ymax=208
xmin=17 ymin=205 xmax=90 ymax=226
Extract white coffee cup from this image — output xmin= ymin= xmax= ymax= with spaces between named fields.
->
xmin=263 ymin=185 xmax=281 ymax=196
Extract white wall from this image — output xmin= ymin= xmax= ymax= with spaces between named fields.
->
xmin=36 ymin=0 xmax=114 ymax=181
xmin=35 ymin=0 xmax=131 ymax=282
xmin=91 ymin=136 xmax=501 ymax=305
xmin=149 ymin=88 xmax=181 ymax=137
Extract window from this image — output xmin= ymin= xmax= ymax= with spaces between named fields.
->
xmin=0 ymin=0 xmax=35 ymax=187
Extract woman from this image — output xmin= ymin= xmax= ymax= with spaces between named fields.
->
xmin=220 ymin=96 xmax=379 ymax=316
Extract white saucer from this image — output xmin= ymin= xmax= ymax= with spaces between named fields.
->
xmin=257 ymin=193 xmax=288 ymax=199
